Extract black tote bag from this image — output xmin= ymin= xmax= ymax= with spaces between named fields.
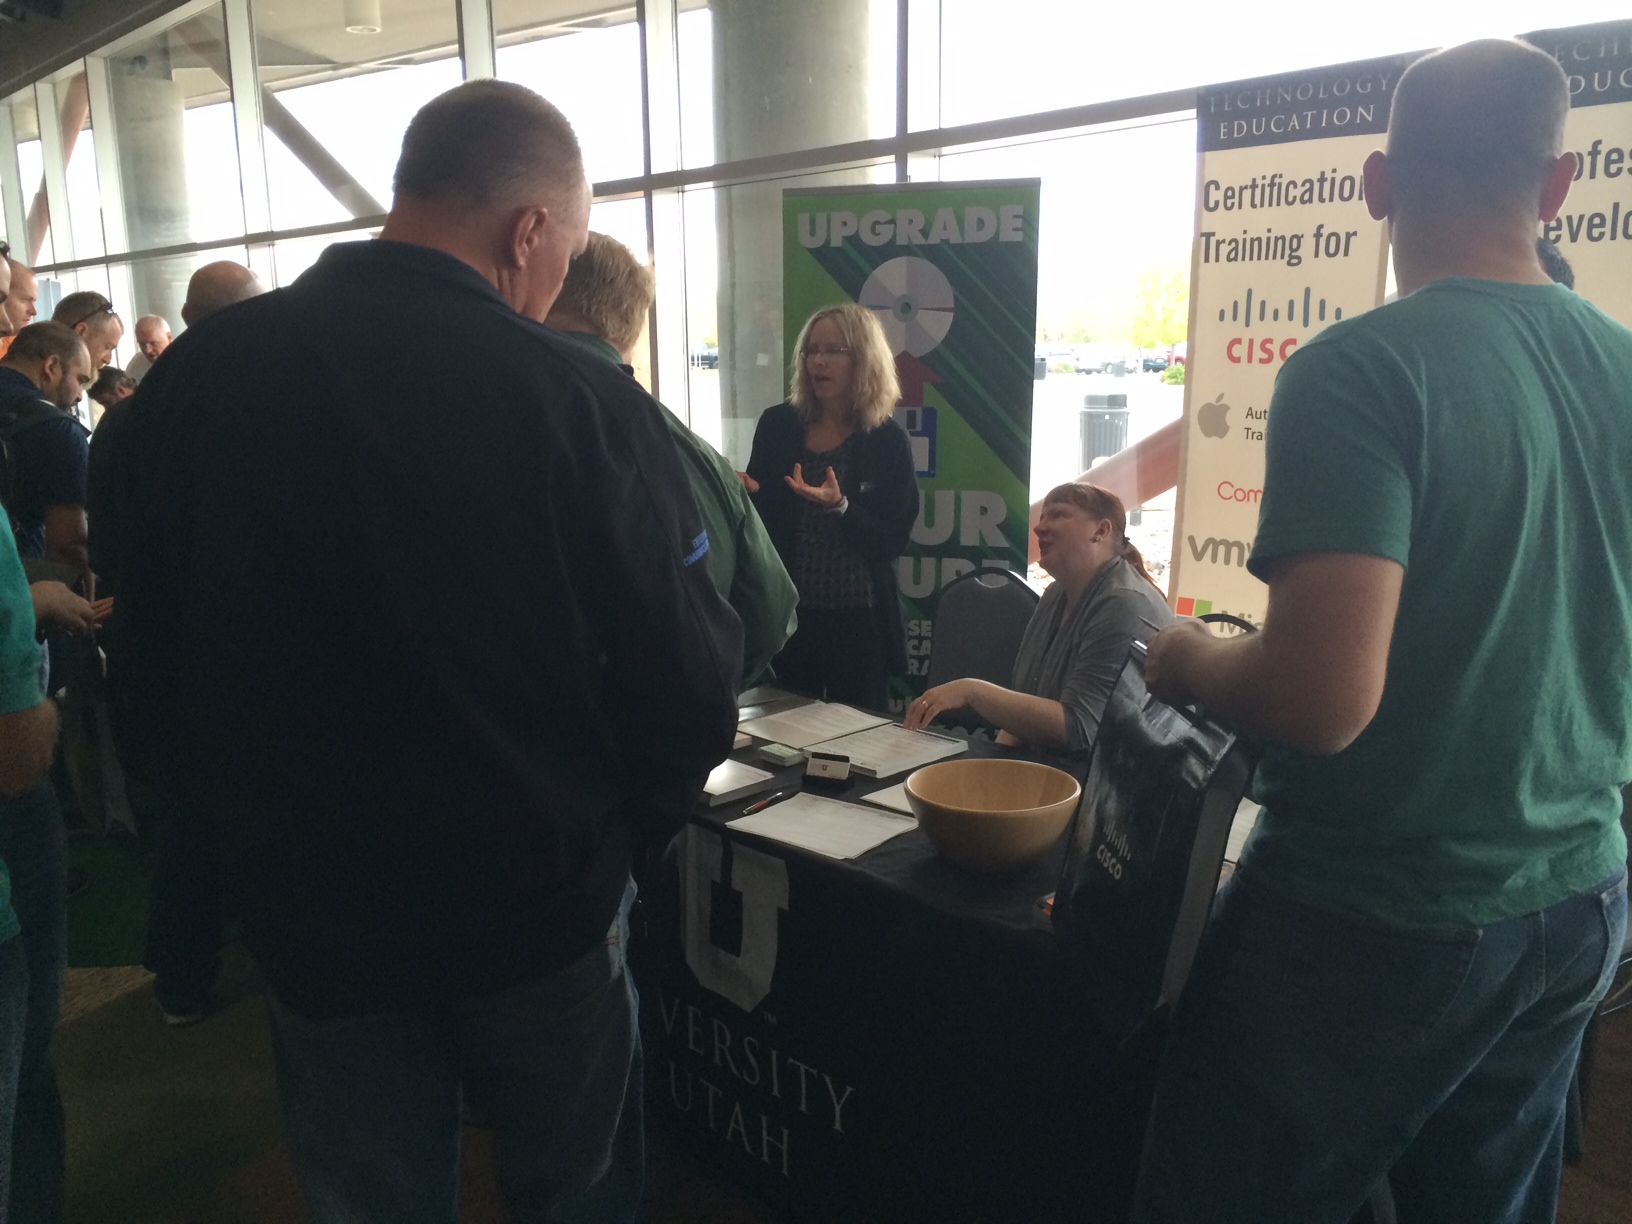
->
xmin=1052 ymin=625 xmax=1256 ymax=1041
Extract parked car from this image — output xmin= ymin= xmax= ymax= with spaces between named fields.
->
xmin=1142 ymin=355 xmax=1169 ymax=372
xmin=690 ymin=345 xmax=720 ymax=369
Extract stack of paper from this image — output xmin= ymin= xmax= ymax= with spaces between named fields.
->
xmin=736 ymin=701 xmax=890 ymax=749
xmin=807 ymin=722 xmax=967 ymax=778
xmin=727 ymin=792 xmax=916 ymax=859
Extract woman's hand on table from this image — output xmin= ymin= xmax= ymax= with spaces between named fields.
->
xmin=904 ymin=679 xmax=986 ymax=731
xmin=785 ymin=463 xmax=844 ymax=508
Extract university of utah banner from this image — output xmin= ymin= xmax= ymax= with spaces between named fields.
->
xmin=1168 ymin=55 xmax=1414 ymax=626
xmin=783 ymin=181 xmax=1040 ymax=710
xmin=1525 ymin=19 xmax=1632 ymax=326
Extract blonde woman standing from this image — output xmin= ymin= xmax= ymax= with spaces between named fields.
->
xmin=746 ymin=303 xmax=918 ymax=709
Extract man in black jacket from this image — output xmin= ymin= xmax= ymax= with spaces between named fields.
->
xmin=108 ymin=80 xmax=742 ymax=1223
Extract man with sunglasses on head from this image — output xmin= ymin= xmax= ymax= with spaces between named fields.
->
xmin=50 ymin=293 xmax=122 ymax=429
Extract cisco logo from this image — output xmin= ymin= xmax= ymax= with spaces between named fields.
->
xmin=1187 ymin=535 xmax=1250 ymax=567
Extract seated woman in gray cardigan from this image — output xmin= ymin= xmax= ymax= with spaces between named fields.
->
xmin=903 ymin=482 xmax=1172 ymax=754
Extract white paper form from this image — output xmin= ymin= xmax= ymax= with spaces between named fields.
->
xmin=736 ymin=702 xmax=891 ymax=749
xmin=807 ymin=722 xmax=968 ymax=778
xmin=727 ymin=792 xmax=917 ymax=860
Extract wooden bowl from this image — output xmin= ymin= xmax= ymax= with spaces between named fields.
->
xmin=904 ymin=758 xmax=1081 ymax=874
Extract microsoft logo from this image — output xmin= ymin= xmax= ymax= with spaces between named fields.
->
xmin=1175 ymin=597 xmax=1214 ymax=616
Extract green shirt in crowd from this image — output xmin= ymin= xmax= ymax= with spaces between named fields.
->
xmin=550 ymin=330 xmax=798 ymax=685
xmin=1243 ymin=278 xmax=1632 ymax=929
xmin=0 ymin=525 xmax=46 ymax=944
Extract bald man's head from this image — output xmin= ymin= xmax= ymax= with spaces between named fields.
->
xmin=135 ymin=315 xmax=172 ymax=361
xmin=182 ymin=262 xmax=265 ymax=327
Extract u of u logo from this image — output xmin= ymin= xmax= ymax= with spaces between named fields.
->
xmin=681 ymin=825 xmax=790 ymax=1013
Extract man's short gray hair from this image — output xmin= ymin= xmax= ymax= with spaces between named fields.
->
xmin=393 ymin=80 xmax=585 ymax=213
xmin=1388 ymin=39 xmax=1570 ymax=219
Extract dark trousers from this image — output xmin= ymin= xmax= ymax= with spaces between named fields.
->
xmin=266 ymin=881 xmax=644 ymax=1224
xmin=0 ymin=781 xmax=66 ymax=1224
xmin=106 ymin=677 xmax=222 ymax=1005
xmin=772 ymin=606 xmax=889 ymax=710
xmin=1133 ymin=867 xmax=1628 ymax=1224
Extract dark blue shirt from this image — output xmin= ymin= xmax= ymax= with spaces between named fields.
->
xmin=0 ymin=367 xmax=89 ymax=560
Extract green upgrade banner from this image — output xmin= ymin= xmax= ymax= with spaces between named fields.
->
xmin=783 ymin=180 xmax=1041 ymax=710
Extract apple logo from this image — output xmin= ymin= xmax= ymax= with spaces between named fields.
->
xmin=1198 ymin=393 xmax=1231 ymax=439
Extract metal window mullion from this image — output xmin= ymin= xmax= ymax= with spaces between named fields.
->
xmin=641 ymin=0 xmax=685 ymax=408
xmin=458 ymin=0 xmax=497 ymax=82
xmin=224 ymin=0 xmax=272 ymax=236
xmin=0 ymin=104 xmax=25 ymax=248
xmin=35 ymin=78 xmax=75 ymax=264
xmin=81 ymin=55 xmax=129 ymax=254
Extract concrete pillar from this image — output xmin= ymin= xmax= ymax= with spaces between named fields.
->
xmin=107 ymin=41 xmax=194 ymax=333
xmin=711 ymin=0 xmax=879 ymax=465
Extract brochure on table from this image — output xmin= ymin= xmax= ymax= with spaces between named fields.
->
xmin=736 ymin=701 xmax=891 ymax=749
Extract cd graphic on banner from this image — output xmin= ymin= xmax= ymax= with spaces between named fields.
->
xmin=860 ymin=257 xmax=955 ymax=357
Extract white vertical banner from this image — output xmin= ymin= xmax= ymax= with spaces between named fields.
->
xmin=1168 ymin=54 xmax=1417 ymax=626
xmin=1526 ymin=20 xmax=1632 ymax=326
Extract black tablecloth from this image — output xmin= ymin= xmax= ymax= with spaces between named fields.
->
xmin=634 ymin=735 xmax=1157 ymax=1222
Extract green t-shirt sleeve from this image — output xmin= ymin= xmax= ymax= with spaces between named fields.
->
xmin=1247 ymin=328 xmax=1417 ymax=581
xmin=0 ymin=530 xmax=43 ymax=716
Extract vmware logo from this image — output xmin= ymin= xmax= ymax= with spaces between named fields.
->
xmin=1187 ymin=535 xmax=1250 ymax=567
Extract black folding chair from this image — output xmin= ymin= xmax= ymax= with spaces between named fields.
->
xmin=925 ymin=567 xmax=1039 ymax=732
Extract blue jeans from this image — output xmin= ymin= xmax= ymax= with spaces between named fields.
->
xmin=1133 ymin=867 xmax=1628 ymax=1224
xmin=0 ymin=781 xmax=66 ymax=1224
xmin=266 ymin=881 xmax=643 ymax=1224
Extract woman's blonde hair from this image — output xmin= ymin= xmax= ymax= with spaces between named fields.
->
xmin=787 ymin=303 xmax=901 ymax=430
xmin=1042 ymin=481 xmax=1162 ymax=591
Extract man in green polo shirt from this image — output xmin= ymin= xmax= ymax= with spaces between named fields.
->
xmin=544 ymin=232 xmax=797 ymax=687
xmin=1139 ymin=39 xmax=1632 ymax=1224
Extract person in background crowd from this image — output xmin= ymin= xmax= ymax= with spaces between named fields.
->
xmin=544 ymin=231 xmax=797 ymax=686
xmin=1138 ymin=40 xmax=1632 ymax=1224
xmin=49 ymin=293 xmax=122 ymax=429
xmin=88 ymin=367 xmax=136 ymax=417
xmin=0 ymin=323 xmax=93 ymax=578
xmin=0 ymin=248 xmax=35 ymax=359
xmin=109 ymin=80 xmax=741 ymax=1222
xmin=1537 ymin=236 xmax=1574 ymax=289
xmin=0 ymin=314 xmax=97 ymax=1220
xmin=905 ymin=481 xmax=1170 ymax=752
xmin=125 ymin=316 xmax=172 ymax=384
xmin=181 ymin=262 xmax=265 ymax=327
xmin=0 ymin=248 xmax=12 ymax=343
xmin=746 ymin=302 xmax=917 ymax=710
xmin=0 ymin=246 xmax=33 ymax=357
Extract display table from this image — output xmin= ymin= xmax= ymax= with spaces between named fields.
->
xmin=634 ymin=730 xmax=1159 ymax=1223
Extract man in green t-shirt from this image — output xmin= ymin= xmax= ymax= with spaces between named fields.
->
xmin=1139 ymin=40 xmax=1632 ymax=1224
xmin=544 ymin=232 xmax=798 ymax=687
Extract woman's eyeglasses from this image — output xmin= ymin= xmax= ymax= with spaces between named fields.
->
xmin=801 ymin=345 xmax=852 ymax=360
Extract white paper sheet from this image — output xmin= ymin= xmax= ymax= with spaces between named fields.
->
xmin=1226 ymin=799 xmax=1261 ymax=864
xmin=736 ymin=701 xmax=891 ymax=749
xmin=859 ymin=783 xmax=914 ymax=815
xmin=727 ymin=792 xmax=917 ymax=859
xmin=807 ymin=722 xmax=968 ymax=778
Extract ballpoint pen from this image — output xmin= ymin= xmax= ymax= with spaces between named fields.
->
xmin=741 ymin=790 xmax=794 ymax=815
